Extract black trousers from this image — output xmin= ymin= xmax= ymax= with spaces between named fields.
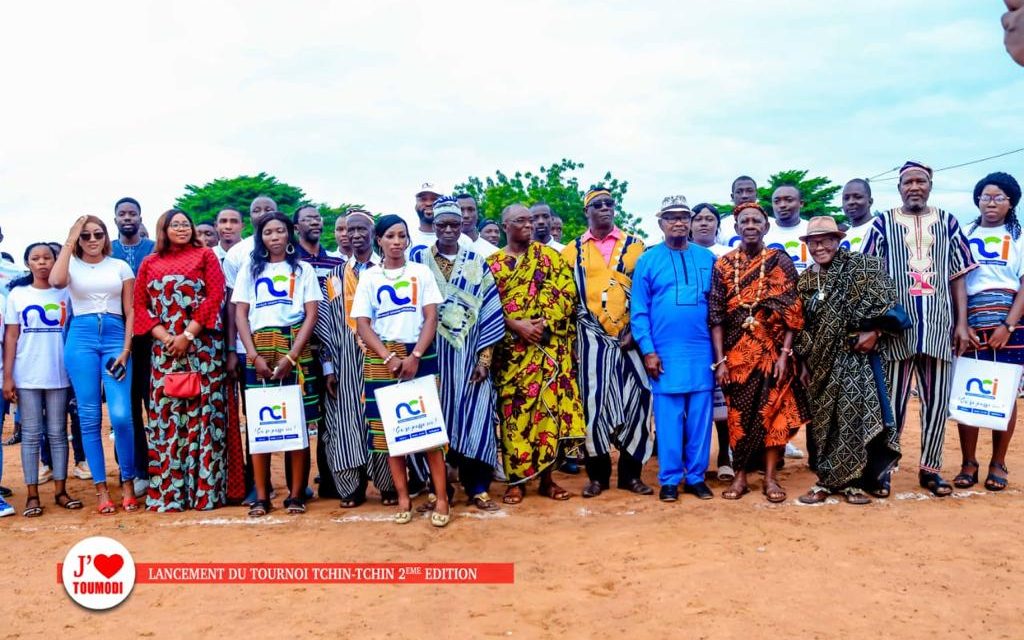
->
xmin=129 ymin=336 xmax=152 ymax=480
xmin=585 ymin=452 xmax=642 ymax=487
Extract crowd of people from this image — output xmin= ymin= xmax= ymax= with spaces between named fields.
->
xmin=0 ymin=160 xmax=1020 ymax=525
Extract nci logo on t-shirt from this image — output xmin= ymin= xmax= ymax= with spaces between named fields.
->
xmin=22 ymin=301 xmax=67 ymax=333
xmin=840 ymin=236 xmax=864 ymax=251
xmin=376 ymin=277 xmax=419 ymax=319
xmin=969 ymin=235 xmax=1011 ymax=266
xmin=255 ymin=273 xmax=296 ymax=308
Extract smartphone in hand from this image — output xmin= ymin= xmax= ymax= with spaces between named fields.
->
xmin=105 ymin=357 xmax=127 ymax=382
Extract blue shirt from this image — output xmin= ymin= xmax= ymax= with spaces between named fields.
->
xmin=631 ymin=242 xmax=715 ymax=394
xmin=112 ymin=238 xmax=156 ymax=276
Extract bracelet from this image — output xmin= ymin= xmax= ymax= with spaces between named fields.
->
xmin=227 ymin=346 xmax=236 ymax=353
xmin=383 ymin=352 xmax=397 ymax=365
xmin=284 ymin=353 xmax=298 ymax=367
xmin=781 ymin=347 xmax=794 ymax=357
xmin=710 ymin=356 xmax=728 ymax=371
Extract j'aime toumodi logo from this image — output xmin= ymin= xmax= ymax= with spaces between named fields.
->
xmin=255 ymin=273 xmax=296 ymax=306
xmin=965 ymin=377 xmax=999 ymax=399
xmin=259 ymin=402 xmax=288 ymax=425
xmin=22 ymin=302 xmax=67 ymax=332
xmin=969 ymin=235 xmax=1011 ymax=262
xmin=62 ymin=536 xmax=136 ymax=610
xmin=395 ymin=395 xmax=428 ymax=422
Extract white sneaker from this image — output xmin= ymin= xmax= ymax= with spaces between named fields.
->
xmin=784 ymin=442 xmax=805 ymax=459
xmin=134 ymin=478 xmax=149 ymax=498
xmin=108 ymin=432 xmax=115 ymax=440
xmin=0 ymin=497 xmax=14 ymax=517
xmin=72 ymin=462 xmax=92 ymax=480
xmin=38 ymin=464 xmax=53 ymax=483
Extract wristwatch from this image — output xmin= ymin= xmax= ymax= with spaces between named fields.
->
xmin=411 ymin=350 xmax=423 ymax=359
xmin=1002 ymin=320 xmax=1017 ymax=332
xmin=183 ymin=330 xmax=196 ymax=342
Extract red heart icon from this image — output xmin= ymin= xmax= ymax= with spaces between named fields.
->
xmin=93 ymin=554 xmax=124 ymax=579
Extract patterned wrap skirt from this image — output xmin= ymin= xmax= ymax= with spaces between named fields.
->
xmin=244 ymin=323 xmax=321 ymax=435
xmin=364 ymin=341 xmax=439 ymax=456
xmin=964 ymin=289 xmax=1024 ymax=365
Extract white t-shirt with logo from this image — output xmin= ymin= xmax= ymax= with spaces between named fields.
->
xmin=765 ymin=218 xmax=810 ymax=273
xmin=231 ymin=261 xmax=322 ymax=332
xmin=4 ymin=286 xmax=71 ymax=389
xmin=223 ymin=236 xmax=255 ymax=293
xmin=67 ymin=256 xmax=134 ymax=316
xmin=717 ymin=215 xmax=740 ymax=250
xmin=351 ymin=261 xmax=445 ymax=343
xmin=841 ymin=220 xmax=874 ymax=253
xmin=965 ymin=224 xmax=1024 ymax=296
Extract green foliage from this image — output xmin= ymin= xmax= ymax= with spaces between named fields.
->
xmin=455 ymin=159 xmax=646 ymax=242
xmin=173 ymin=173 xmax=360 ymax=250
xmin=712 ymin=170 xmax=844 ymax=223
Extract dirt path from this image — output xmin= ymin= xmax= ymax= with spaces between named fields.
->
xmin=2 ymin=401 xmax=1021 ymax=638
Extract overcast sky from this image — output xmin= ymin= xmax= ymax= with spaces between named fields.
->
xmin=1 ymin=1 xmax=1021 ymax=256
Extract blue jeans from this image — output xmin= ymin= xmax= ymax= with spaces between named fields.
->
xmin=19 ymin=387 xmax=70 ymax=484
xmin=64 ymin=313 xmax=135 ymax=484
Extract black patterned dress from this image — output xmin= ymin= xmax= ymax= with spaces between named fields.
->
xmin=134 ymin=246 xmax=227 ymax=511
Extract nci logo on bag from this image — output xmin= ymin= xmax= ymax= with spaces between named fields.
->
xmin=255 ymin=273 xmax=296 ymax=308
xmin=391 ymin=389 xmax=442 ymax=443
xmin=965 ymin=377 xmax=999 ymax=399
xmin=969 ymin=235 xmax=1011 ymax=266
xmin=376 ymin=277 xmax=419 ymax=319
xmin=254 ymin=401 xmax=300 ymax=443
xmin=22 ymin=301 xmax=67 ymax=333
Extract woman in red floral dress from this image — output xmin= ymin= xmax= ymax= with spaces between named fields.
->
xmin=134 ymin=210 xmax=227 ymax=511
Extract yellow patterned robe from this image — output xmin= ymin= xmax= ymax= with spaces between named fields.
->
xmin=487 ymin=242 xmax=585 ymax=484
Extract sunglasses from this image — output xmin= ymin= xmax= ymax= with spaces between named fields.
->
xmin=79 ymin=231 xmax=106 ymax=241
xmin=434 ymin=221 xmax=462 ymax=230
xmin=588 ymin=198 xmax=616 ymax=210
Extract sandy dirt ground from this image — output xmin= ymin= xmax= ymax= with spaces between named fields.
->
xmin=1 ymin=400 xmax=1022 ymax=639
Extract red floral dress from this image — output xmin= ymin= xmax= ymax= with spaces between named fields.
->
xmin=135 ymin=246 xmax=228 ymax=511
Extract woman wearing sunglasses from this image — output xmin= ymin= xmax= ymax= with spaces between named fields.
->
xmin=50 ymin=215 xmax=138 ymax=514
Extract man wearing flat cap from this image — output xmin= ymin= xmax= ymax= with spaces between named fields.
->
xmin=562 ymin=187 xmax=654 ymax=498
xmin=863 ymin=161 xmax=977 ymax=497
xmin=631 ymin=196 xmax=717 ymax=501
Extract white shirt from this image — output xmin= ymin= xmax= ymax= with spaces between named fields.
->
xmin=965 ymin=224 xmax=1024 ymax=296
xmin=764 ymin=218 xmax=810 ymax=273
xmin=842 ymin=219 xmax=874 ymax=253
xmin=468 ymin=235 xmax=499 ymax=258
xmin=231 ymin=261 xmax=322 ymax=333
xmin=5 ymin=286 xmax=70 ymax=389
xmin=351 ymin=261 xmax=445 ymax=343
xmin=66 ymin=256 xmax=134 ymax=316
xmin=718 ymin=215 xmax=740 ymax=250
xmin=545 ymin=238 xmax=566 ymax=252
xmin=223 ymin=236 xmax=255 ymax=293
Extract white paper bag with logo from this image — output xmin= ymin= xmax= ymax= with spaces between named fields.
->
xmin=713 ymin=387 xmax=728 ymax=422
xmin=244 ymin=383 xmax=309 ymax=454
xmin=948 ymin=356 xmax=1023 ymax=431
xmin=373 ymin=375 xmax=449 ymax=457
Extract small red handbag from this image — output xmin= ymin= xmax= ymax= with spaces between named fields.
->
xmin=165 ymin=355 xmax=201 ymax=399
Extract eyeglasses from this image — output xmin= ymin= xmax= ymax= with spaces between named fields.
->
xmin=660 ymin=214 xmax=690 ymax=223
xmin=79 ymin=232 xmax=106 ymax=241
xmin=979 ymin=195 xmax=1010 ymax=204
xmin=508 ymin=217 xmax=531 ymax=226
xmin=434 ymin=221 xmax=461 ymax=230
xmin=588 ymin=198 xmax=616 ymax=210
xmin=168 ymin=222 xmax=192 ymax=230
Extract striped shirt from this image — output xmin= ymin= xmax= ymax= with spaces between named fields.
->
xmin=862 ymin=206 xmax=976 ymax=361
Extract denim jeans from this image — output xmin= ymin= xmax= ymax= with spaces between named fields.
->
xmin=19 ymin=387 xmax=70 ymax=484
xmin=64 ymin=313 xmax=135 ymax=484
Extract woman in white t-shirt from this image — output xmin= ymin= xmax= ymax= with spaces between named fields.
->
xmin=233 ymin=212 xmax=321 ymax=517
xmin=956 ymin=172 xmax=1024 ymax=492
xmin=4 ymin=243 xmax=81 ymax=516
xmin=50 ymin=215 xmax=137 ymax=515
xmin=352 ymin=215 xmax=449 ymax=527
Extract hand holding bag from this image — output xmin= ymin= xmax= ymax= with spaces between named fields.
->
xmin=164 ymin=350 xmax=201 ymax=399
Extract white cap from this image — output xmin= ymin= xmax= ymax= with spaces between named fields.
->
xmin=415 ymin=182 xmax=446 ymax=197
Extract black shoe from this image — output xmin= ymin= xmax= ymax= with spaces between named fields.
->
xmin=618 ymin=478 xmax=654 ymax=495
xmin=0 ymin=485 xmax=11 ymax=498
xmin=3 ymin=429 xmax=21 ymax=446
xmin=683 ymin=481 xmax=714 ymax=500
xmin=659 ymin=485 xmax=679 ymax=502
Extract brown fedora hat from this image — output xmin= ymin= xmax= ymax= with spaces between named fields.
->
xmin=799 ymin=216 xmax=846 ymax=242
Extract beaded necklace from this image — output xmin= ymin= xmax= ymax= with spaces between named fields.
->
xmin=733 ymin=247 xmax=767 ymax=331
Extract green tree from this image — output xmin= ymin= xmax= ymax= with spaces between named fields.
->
xmin=174 ymin=173 xmax=360 ymax=249
xmin=455 ymin=159 xmax=645 ymax=241
xmin=713 ymin=170 xmax=843 ymax=223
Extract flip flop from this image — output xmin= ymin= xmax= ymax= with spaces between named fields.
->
xmin=502 ymin=486 xmax=524 ymax=505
